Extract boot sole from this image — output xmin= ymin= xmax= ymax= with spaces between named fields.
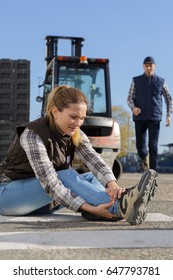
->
xmin=81 ymin=211 xmax=123 ymax=222
xmin=127 ymin=169 xmax=158 ymax=225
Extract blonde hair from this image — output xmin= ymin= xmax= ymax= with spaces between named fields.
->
xmin=46 ymin=85 xmax=88 ymax=146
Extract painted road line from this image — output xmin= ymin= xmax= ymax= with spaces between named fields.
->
xmin=0 ymin=212 xmax=172 ymax=223
xmin=0 ymin=229 xmax=173 ymax=249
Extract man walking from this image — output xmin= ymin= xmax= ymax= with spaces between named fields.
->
xmin=128 ymin=56 xmax=172 ymax=171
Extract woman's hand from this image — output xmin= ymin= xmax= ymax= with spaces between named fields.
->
xmin=79 ymin=180 xmax=125 ymax=219
xmin=106 ymin=181 xmax=125 ymax=203
xmin=80 ymin=201 xmax=119 ymax=219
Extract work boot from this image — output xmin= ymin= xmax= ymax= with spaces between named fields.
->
xmin=118 ymin=169 xmax=158 ymax=225
xmin=139 ymin=158 xmax=148 ymax=172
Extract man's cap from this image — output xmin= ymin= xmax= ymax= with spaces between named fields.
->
xmin=143 ymin=56 xmax=155 ymax=64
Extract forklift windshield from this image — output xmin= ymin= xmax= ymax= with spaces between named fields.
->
xmin=57 ymin=64 xmax=106 ymax=115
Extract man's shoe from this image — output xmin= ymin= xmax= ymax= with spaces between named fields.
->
xmin=81 ymin=211 xmax=123 ymax=222
xmin=118 ymin=169 xmax=158 ymax=225
xmin=139 ymin=158 xmax=148 ymax=172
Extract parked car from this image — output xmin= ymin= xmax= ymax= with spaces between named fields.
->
xmin=157 ymin=154 xmax=173 ymax=173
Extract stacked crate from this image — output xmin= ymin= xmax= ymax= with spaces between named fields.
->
xmin=0 ymin=59 xmax=30 ymax=161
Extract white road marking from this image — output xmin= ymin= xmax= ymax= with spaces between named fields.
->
xmin=0 ymin=213 xmax=172 ymax=250
xmin=2 ymin=212 xmax=173 ymax=222
xmin=0 ymin=229 xmax=173 ymax=250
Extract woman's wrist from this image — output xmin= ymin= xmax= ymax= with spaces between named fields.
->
xmin=79 ymin=202 xmax=96 ymax=214
xmin=106 ymin=180 xmax=119 ymax=189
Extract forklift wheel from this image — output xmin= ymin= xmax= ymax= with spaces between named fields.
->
xmin=112 ymin=158 xmax=123 ymax=180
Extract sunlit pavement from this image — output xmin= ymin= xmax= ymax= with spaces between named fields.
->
xmin=0 ymin=173 xmax=173 ymax=260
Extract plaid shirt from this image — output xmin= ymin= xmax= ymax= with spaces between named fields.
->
xmin=128 ymin=78 xmax=173 ymax=117
xmin=16 ymin=128 xmax=115 ymax=212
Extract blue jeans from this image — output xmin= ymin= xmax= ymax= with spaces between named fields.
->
xmin=135 ymin=121 xmax=160 ymax=170
xmin=0 ymin=169 xmax=119 ymax=216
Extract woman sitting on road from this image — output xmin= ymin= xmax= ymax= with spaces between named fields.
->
xmin=0 ymin=85 xmax=158 ymax=225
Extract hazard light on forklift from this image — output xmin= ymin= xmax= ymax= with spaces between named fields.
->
xmin=80 ymin=56 xmax=88 ymax=64
xmin=91 ymin=58 xmax=108 ymax=63
xmin=57 ymin=56 xmax=70 ymax=61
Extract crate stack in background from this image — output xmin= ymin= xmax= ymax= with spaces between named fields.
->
xmin=0 ymin=59 xmax=30 ymax=162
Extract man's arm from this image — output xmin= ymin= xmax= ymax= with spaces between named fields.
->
xmin=127 ymin=79 xmax=136 ymax=110
xmin=162 ymin=81 xmax=173 ymax=117
xmin=162 ymin=81 xmax=173 ymax=126
xmin=127 ymin=79 xmax=141 ymax=116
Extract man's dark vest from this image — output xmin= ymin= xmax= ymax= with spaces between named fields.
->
xmin=133 ymin=74 xmax=165 ymax=121
xmin=0 ymin=117 xmax=75 ymax=180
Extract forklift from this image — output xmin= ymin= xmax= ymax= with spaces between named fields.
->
xmin=36 ymin=35 xmax=122 ymax=179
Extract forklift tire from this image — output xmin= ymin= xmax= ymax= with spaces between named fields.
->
xmin=112 ymin=158 xmax=123 ymax=180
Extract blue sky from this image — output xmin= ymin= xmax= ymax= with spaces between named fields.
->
xmin=1 ymin=0 xmax=173 ymax=153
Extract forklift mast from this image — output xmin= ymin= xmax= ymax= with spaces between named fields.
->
xmin=45 ymin=35 xmax=85 ymax=65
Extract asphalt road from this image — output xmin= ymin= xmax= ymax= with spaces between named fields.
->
xmin=0 ymin=172 xmax=173 ymax=260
